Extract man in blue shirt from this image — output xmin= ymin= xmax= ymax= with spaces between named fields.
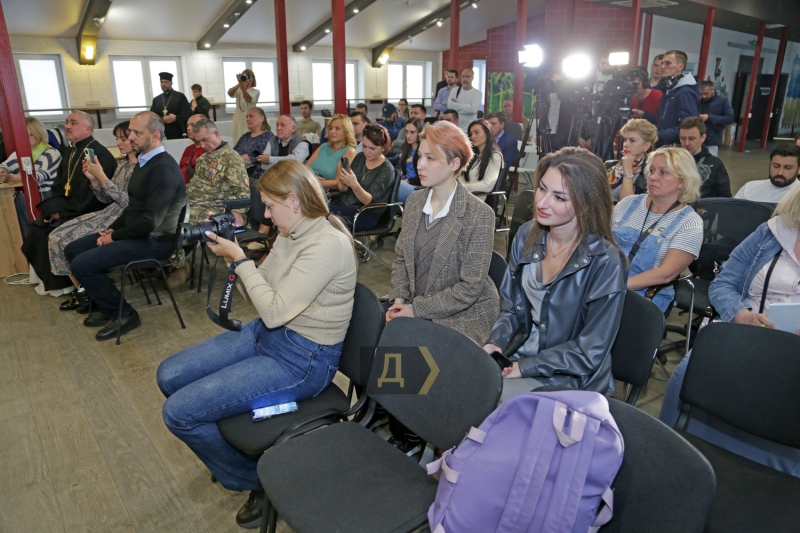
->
xmin=487 ymin=112 xmax=519 ymax=169
xmin=434 ymin=69 xmax=459 ymax=120
xmin=698 ymin=81 xmax=734 ymax=157
xmin=378 ymin=103 xmax=406 ymax=142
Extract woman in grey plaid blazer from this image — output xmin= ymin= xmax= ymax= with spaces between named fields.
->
xmin=387 ymin=121 xmax=500 ymax=345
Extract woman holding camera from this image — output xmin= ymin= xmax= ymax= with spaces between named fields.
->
xmin=227 ymin=69 xmax=260 ymax=142
xmin=609 ymin=118 xmax=658 ymax=202
xmin=329 ymin=123 xmax=395 ymax=232
xmin=157 ymin=159 xmax=357 ymax=529
xmin=233 ymin=107 xmax=274 ymax=230
xmin=483 ymin=147 xmax=627 ymax=400
xmin=461 ymin=119 xmax=503 ymax=194
xmin=306 ymin=114 xmax=358 ymax=190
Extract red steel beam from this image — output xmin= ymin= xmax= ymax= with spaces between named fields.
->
xmin=697 ymin=8 xmax=715 ymax=81
xmin=630 ymin=0 xmax=642 ymax=66
xmin=760 ymin=26 xmax=789 ymax=149
xmin=274 ymin=0 xmax=290 ymax=115
xmin=331 ymin=0 xmax=347 ymax=114
xmin=0 ymin=0 xmax=39 ymax=220
xmin=738 ymin=20 xmax=766 ymax=153
xmin=449 ymin=0 xmax=460 ymax=71
xmin=641 ymin=13 xmax=653 ymax=67
xmin=512 ymin=0 xmax=528 ymax=123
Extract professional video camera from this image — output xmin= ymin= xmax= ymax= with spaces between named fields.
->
xmin=180 ymin=196 xmax=251 ymax=246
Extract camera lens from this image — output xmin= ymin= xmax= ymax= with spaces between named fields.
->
xmin=180 ymin=220 xmax=217 ymax=246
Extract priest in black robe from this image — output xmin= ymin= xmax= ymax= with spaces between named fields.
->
xmin=21 ymin=111 xmax=117 ymax=291
xmin=150 ymin=72 xmax=192 ymax=140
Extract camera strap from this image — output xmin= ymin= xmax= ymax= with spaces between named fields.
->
xmin=206 ymin=256 xmax=243 ymax=332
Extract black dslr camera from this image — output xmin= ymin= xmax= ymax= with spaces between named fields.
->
xmin=181 ymin=196 xmax=250 ymax=245
xmin=239 ymin=73 xmax=250 ymax=82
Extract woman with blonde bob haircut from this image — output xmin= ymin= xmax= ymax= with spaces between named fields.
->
xmin=611 ymin=118 xmax=658 ymax=202
xmin=612 ymin=146 xmax=704 ymax=311
xmin=228 ymin=68 xmax=260 ymax=141
xmin=157 ymin=159 xmax=356 ymax=529
xmin=306 ymin=114 xmax=358 ymax=189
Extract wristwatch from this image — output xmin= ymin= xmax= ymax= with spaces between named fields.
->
xmin=625 ymin=172 xmax=636 ymax=180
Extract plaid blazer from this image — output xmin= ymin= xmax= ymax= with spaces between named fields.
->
xmin=389 ymin=180 xmax=500 ymax=345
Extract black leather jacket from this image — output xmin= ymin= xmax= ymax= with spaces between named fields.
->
xmin=487 ymin=221 xmax=627 ymax=393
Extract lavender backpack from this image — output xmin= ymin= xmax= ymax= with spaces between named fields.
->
xmin=427 ymin=391 xmax=624 ymax=533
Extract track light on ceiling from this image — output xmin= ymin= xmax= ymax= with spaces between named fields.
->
xmin=223 ymin=23 xmax=230 ymax=28
xmin=245 ymin=0 xmax=252 ymax=4
xmin=301 ymin=45 xmax=307 ymax=51
xmin=93 ymin=16 xmax=105 ymax=28
xmin=436 ymin=18 xmax=443 ymax=27
xmin=353 ymin=8 xmax=359 ymax=13
xmin=204 ymin=43 xmax=211 ymax=48
xmin=471 ymin=1 xmax=478 ymax=7
xmin=325 ymin=28 xmax=330 ymax=33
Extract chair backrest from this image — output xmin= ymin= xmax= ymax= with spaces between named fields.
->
xmin=339 ymin=283 xmax=385 ymax=387
xmin=368 ymin=318 xmax=502 ymax=450
xmin=172 ymin=203 xmax=188 ymax=252
xmin=679 ymin=322 xmax=800 ymax=449
xmin=691 ymin=198 xmax=774 ymax=279
xmin=488 ymin=251 xmax=507 ymax=292
xmin=485 ymin=165 xmax=509 ymax=212
xmin=377 ymin=167 xmax=404 ymax=228
xmin=600 ymin=399 xmax=716 ymax=533
xmin=610 ymin=290 xmax=665 ymax=404
xmin=508 ymin=189 xmax=534 ymax=256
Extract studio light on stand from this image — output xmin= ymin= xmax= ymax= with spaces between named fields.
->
xmin=563 ymin=53 xmax=592 ymax=79
xmin=518 ymin=44 xmax=543 ymax=68
xmin=608 ymin=51 xmax=629 ymax=67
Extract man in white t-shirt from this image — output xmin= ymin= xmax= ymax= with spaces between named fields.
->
xmin=448 ymin=69 xmax=482 ymax=130
xmin=735 ymin=145 xmax=800 ymax=203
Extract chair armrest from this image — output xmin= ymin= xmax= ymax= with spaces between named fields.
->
xmin=643 ymin=275 xmax=692 ymax=301
xmin=275 ymin=417 xmax=341 ymax=445
xmin=357 ymin=202 xmax=404 ymax=214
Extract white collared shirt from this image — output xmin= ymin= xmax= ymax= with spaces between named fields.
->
xmin=422 ymin=184 xmax=457 ymax=222
xmin=138 ymin=145 xmax=166 ymax=166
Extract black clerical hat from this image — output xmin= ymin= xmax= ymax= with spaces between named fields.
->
xmin=159 ymin=72 xmax=174 ymax=81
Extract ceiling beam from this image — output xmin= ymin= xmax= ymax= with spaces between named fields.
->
xmin=292 ymin=0 xmax=379 ymax=53
xmin=76 ymin=0 xmax=112 ymax=65
xmin=196 ymin=0 xmax=260 ymax=50
xmin=371 ymin=0 xmax=476 ymax=68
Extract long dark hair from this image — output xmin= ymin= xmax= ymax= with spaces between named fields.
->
xmin=399 ymin=118 xmax=423 ymax=176
xmin=523 ymin=147 xmax=618 ymax=254
xmin=464 ymin=119 xmax=499 ymax=182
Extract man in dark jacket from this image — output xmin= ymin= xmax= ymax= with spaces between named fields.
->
xmin=648 ymin=50 xmax=699 ymax=147
xmin=65 ymin=112 xmax=186 ymax=341
xmin=487 ymin=112 xmax=519 ymax=168
xmin=699 ymin=81 xmax=734 ymax=156
xmin=679 ymin=117 xmax=731 ymax=198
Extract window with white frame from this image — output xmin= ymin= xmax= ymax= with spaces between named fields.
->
xmin=312 ymin=59 xmax=359 ymax=107
xmin=13 ymin=54 xmax=69 ymax=118
xmin=387 ymin=61 xmax=427 ymax=102
xmin=222 ymin=58 xmax=278 ymax=112
xmin=110 ymin=56 xmax=182 ymax=116
xmin=472 ymin=59 xmax=486 ymax=110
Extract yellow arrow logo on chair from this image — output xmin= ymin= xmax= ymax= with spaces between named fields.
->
xmin=418 ymin=347 xmax=439 ymax=395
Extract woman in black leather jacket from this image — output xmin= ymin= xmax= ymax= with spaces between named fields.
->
xmin=484 ymin=147 xmax=627 ymax=399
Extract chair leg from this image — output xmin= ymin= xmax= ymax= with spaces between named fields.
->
xmin=117 ymin=266 xmax=129 ymax=346
xmin=260 ymin=495 xmax=277 ymax=533
xmin=133 ymin=270 xmax=152 ymax=305
xmin=148 ymin=274 xmax=162 ymax=305
xmin=197 ymin=243 xmax=207 ymax=294
xmin=156 ymin=264 xmax=186 ymax=329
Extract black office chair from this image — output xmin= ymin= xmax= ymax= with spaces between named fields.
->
xmin=657 ymin=198 xmax=773 ymax=357
xmin=474 ymin=165 xmax=511 ymax=251
xmin=353 ymin=168 xmax=404 ymax=265
xmin=488 ymin=251 xmax=507 ymax=292
xmin=673 ymin=322 xmax=800 ymax=533
xmin=256 ymin=317 xmax=502 ymax=533
xmin=611 ymin=290 xmax=666 ymax=406
xmin=216 ymin=283 xmax=385 ymax=455
xmin=599 ymin=399 xmax=716 ymax=533
xmin=507 ymin=188 xmax=534 ymax=258
xmin=107 ymin=204 xmax=187 ymax=345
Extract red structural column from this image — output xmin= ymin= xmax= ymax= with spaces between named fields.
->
xmin=630 ymin=0 xmax=642 ymax=66
xmin=512 ymin=0 xmax=528 ymax=124
xmin=0 ymin=0 xmax=39 ymax=220
xmin=274 ymin=0 xmax=290 ymax=115
xmin=697 ymin=8 xmax=715 ymax=81
xmin=760 ymin=26 xmax=789 ymax=149
xmin=449 ymin=0 xmax=460 ymax=71
xmin=641 ymin=13 xmax=653 ymax=67
xmin=738 ymin=20 xmax=766 ymax=153
xmin=331 ymin=0 xmax=347 ymax=114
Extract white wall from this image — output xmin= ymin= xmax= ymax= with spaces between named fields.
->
xmin=9 ymin=35 xmax=442 ymax=118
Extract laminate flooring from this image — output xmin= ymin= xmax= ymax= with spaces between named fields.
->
xmin=0 ymin=141 xmax=778 ymax=532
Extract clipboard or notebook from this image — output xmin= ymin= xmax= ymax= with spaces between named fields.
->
xmin=767 ymin=302 xmax=800 ymax=333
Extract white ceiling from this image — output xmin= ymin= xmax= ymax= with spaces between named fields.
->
xmin=5 ymin=0 xmax=544 ymax=52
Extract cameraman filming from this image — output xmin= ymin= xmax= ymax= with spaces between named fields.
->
xmin=227 ymin=69 xmax=260 ymax=142
xmin=157 ymin=160 xmax=357 ymax=530
xmin=629 ymin=67 xmax=662 ymax=125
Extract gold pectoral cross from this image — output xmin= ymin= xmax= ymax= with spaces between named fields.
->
xmin=163 ymin=108 xmax=169 ymax=116
xmin=64 ymin=178 xmax=71 ymax=196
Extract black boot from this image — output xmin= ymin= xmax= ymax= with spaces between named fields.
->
xmin=236 ymin=490 xmax=265 ymax=529
xmin=60 ymin=287 xmax=88 ymax=311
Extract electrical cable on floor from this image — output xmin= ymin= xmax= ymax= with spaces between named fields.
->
xmin=4 ymin=273 xmax=31 ymax=285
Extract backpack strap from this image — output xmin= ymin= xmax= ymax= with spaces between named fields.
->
xmin=588 ymin=487 xmax=615 ymax=533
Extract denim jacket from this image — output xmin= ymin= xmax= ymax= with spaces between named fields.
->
xmin=708 ymin=221 xmax=781 ymax=322
xmin=487 ymin=221 xmax=627 ymax=393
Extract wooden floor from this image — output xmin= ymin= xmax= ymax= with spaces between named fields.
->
xmin=0 ymin=140 xmax=776 ymax=531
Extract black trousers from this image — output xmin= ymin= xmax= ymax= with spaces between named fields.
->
xmin=21 ymin=221 xmax=73 ymax=291
xmin=328 ymin=202 xmax=379 ymax=232
xmin=65 ymin=233 xmax=174 ymax=316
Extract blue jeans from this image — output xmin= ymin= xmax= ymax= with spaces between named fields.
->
xmin=398 ymin=180 xmax=416 ymax=205
xmin=660 ymin=351 xmax=800 ymax=477
xmin=156 ymin=319 xmax=343 ymax=491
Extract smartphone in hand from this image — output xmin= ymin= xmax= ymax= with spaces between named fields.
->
xmin=341 ymin=156 xmax=350 ymax=172
xmin=489 ymin=351 xmax=513 ymax=370
xmin=84 ymin=148 xmax=96 ymax=163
